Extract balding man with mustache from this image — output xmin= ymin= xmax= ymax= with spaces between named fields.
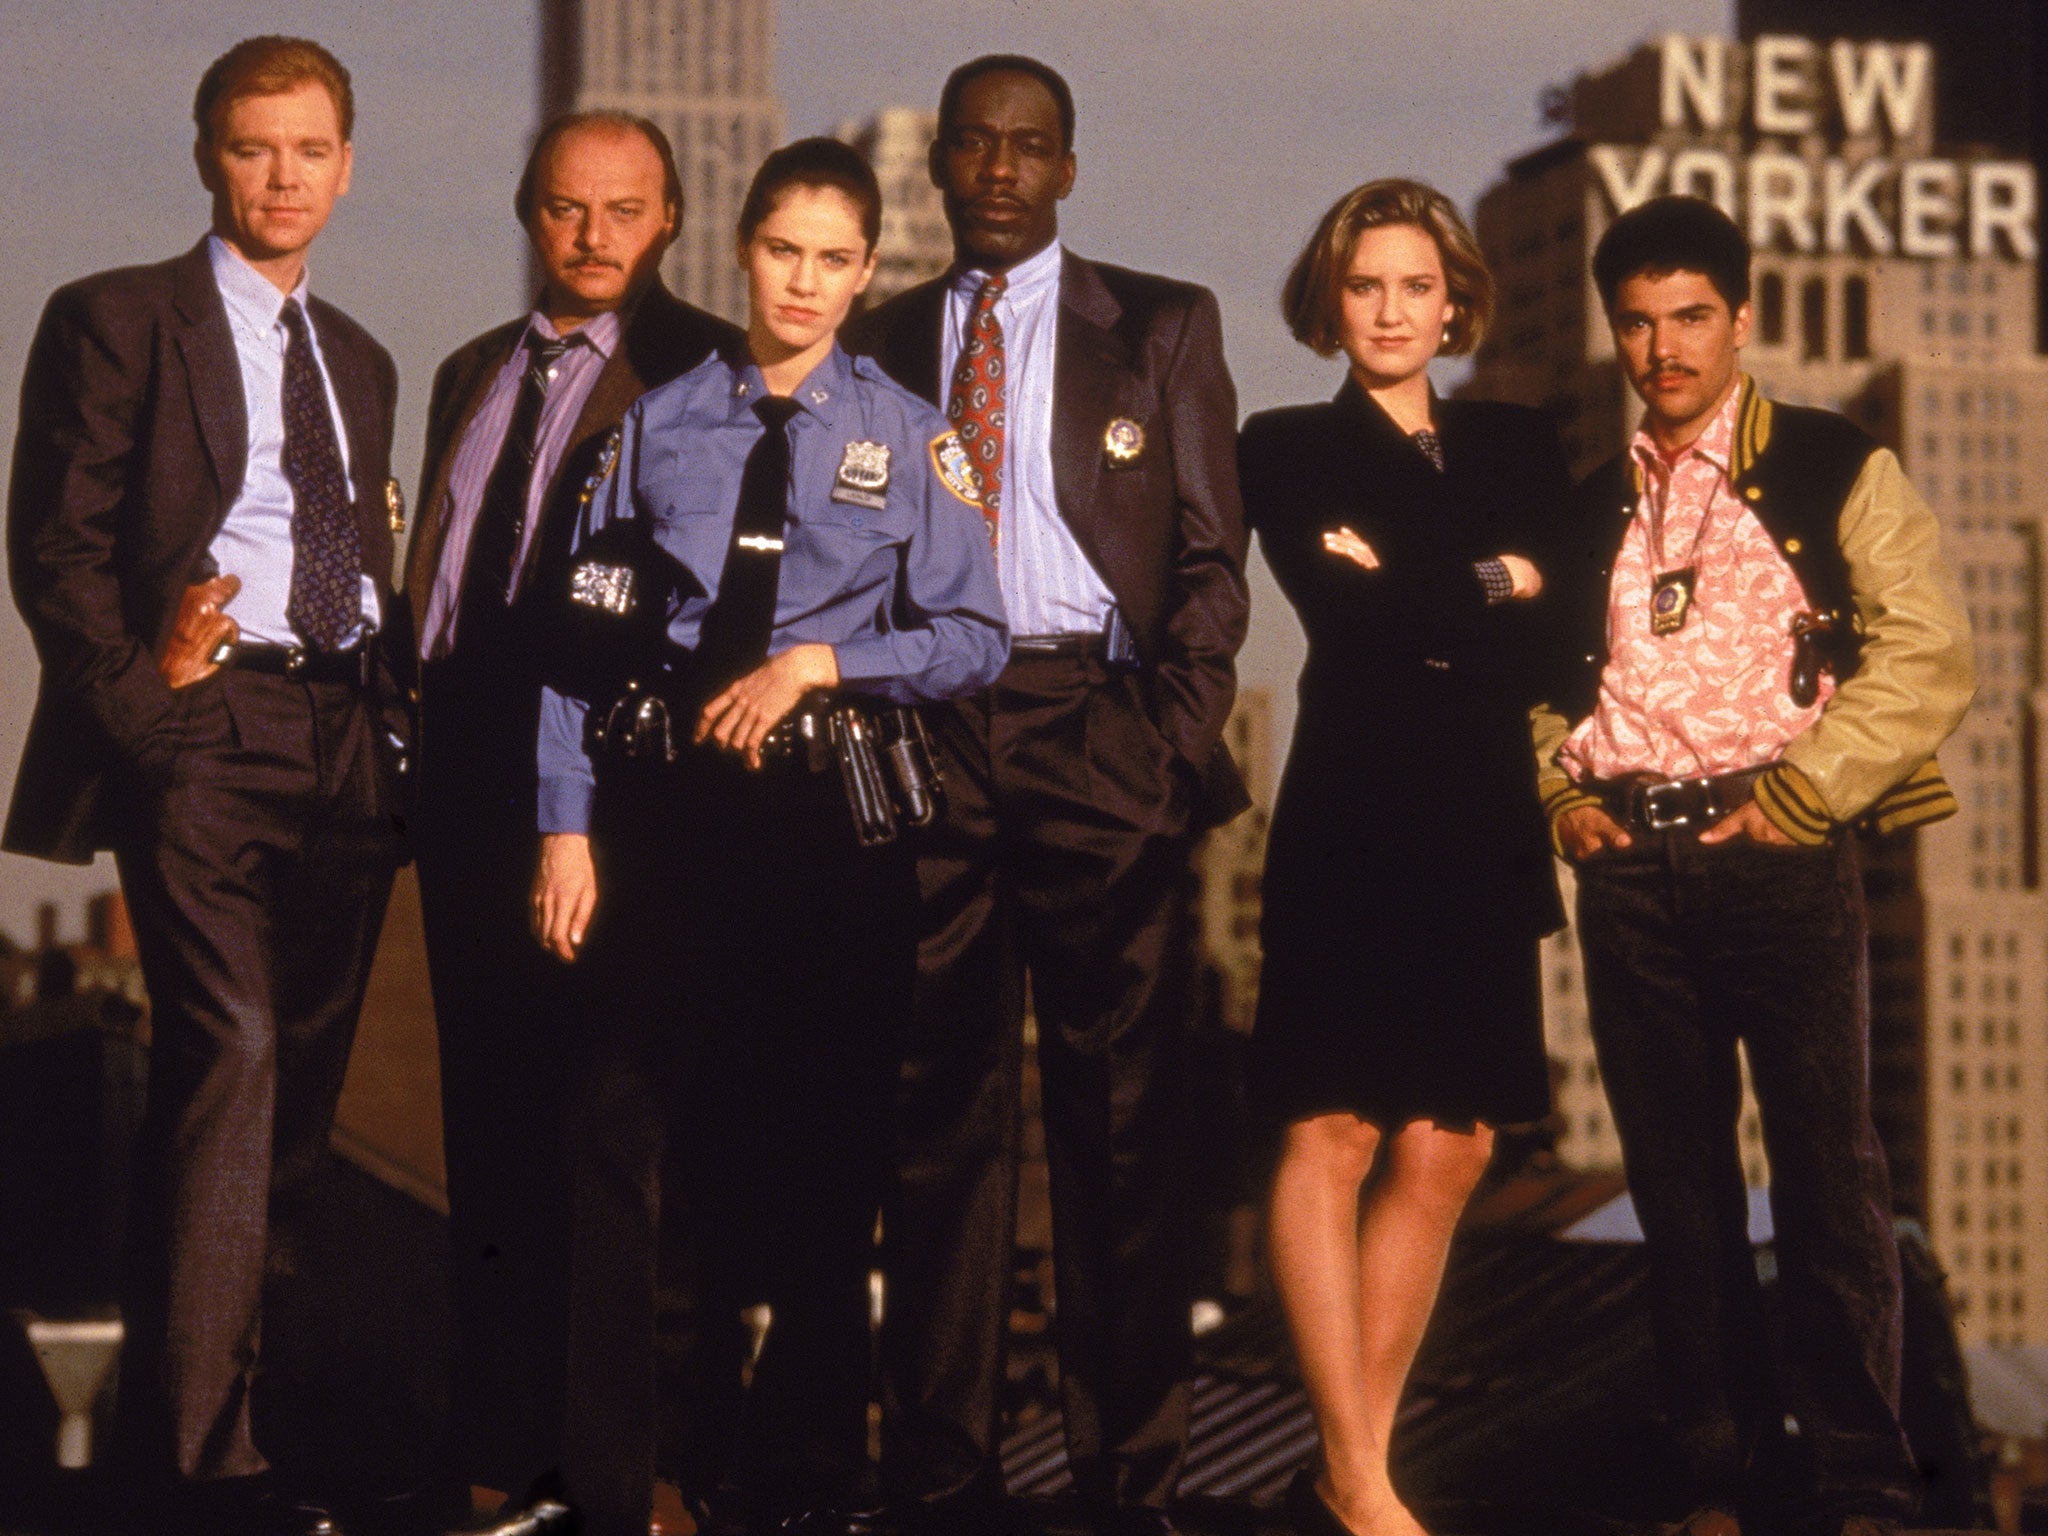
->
xmin=403 ymin=110 xmax=737 ymax=1532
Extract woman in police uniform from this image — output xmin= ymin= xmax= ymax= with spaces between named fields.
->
xmin=529 ymin=139 xmax=1007 ymax=1536
xmin=1239 ymin=180 xmax=1571 ymax=1536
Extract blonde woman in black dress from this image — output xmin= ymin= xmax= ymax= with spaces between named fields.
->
xmin=1238 ymin=180 xmax=1571 ymax=1536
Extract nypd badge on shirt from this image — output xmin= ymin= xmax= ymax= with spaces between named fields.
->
xmin=833 ymin=440 xmax=892 ymax=511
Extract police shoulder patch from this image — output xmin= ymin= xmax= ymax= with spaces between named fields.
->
xmin=929 ymin=431 xmax=983 ymax=509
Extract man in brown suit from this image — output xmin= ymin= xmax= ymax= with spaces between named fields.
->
xmin=403 ymin=111 xmax=737 ymax=1533
xmin=847 ymin=55 xmax=1248 ymax=1536
xmin=5 ymin=37 xmax=407 ymax=1536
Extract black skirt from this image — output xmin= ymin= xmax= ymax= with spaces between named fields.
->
xmin=1251 ymin=862 xmax=1551 ymax=1131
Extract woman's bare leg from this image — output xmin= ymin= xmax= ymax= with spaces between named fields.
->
xmin=1268 ymin=1115 xmax=1383 ymax=1519
xmin=1268 ymin=1113 xmax=1495 ymax=1535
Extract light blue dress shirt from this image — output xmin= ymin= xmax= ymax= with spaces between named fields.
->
xmin=941 ymin=239 xmax=1114 ymax=637
xmin=205 ymin=234 xmax=376 ymax=647
xmin=537 ymin=343 xmax=1010 ymax=835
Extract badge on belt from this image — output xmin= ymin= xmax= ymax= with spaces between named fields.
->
xmin=384 ymin=477 xmax=405 ymax=532
xmin=1649 ymin=567 xmax=1696 ymax=636
xmin=832 ymin=440 xmax=891 ymax=510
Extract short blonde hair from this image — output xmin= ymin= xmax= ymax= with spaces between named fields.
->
xmin=1281 ymin=178 xmax=1494 ymax=358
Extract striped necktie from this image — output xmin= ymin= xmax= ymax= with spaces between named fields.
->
xmin=455 ymin=332 xmax=571 ymax=653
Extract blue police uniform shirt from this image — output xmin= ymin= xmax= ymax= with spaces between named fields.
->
xmin=538 ymin=342 xmax=1010 ymax=835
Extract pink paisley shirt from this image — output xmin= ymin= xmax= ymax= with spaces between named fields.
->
xmin=1561 ymin=384 xmax=1829 ymax=783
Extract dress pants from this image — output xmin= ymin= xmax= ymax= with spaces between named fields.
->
xmin=417 ymin=655 xmax=580 ymax=1497
xmin=1576 ymin=831 xmax=1919 ymax=1520
xmin=559 ymin=748 xmax=916 ymax=1536
xmin=110 ymin=667 xmax=399 ymax=1495
xmin=884 ymin=653 xmax=1196 ymax=1519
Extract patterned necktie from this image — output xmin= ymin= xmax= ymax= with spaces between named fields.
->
xmin=455 ymin=332 xmax=571 ymax=651
xmin=694 ymin=395 xmax=803 ymax=691
xmin=945 ymin=272 xmax=1007 ymax=545
xmin=280 ymin=299 xmax=362 ymax=651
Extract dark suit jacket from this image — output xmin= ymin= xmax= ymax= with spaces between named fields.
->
xmin=847 ymin=250 xmax=1250 ymax=826
xmin=1238 ymin=383 xmax=1570 ymax=937
xmin=5 ymin=239 xmax=402 ymax=864
xmin=403 ymin=281 xmax=741 ymax=654
xmin=402 ymin=283 xmax=738 ymax=849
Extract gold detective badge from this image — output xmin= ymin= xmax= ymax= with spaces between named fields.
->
xmin=384 ymin=477 xmax=406 ymax=533
xmin=1650 ymin=567 xmax=1696 ymax=635
xmin=1103 ymin=417 xmax=1145 ymax=466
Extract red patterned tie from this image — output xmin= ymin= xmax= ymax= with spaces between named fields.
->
xmin=946 ymin=272 xmax=1007 ymax=545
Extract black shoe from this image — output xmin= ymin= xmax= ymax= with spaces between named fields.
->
xmin=1282 ymin=1471 xmax=1351 ymax=1536
xmin=450 ymin=1497 xmax=578 ymax=1536
xmin=264 ymin=1500 xmax=348 ymax=1536
xmin=772 ymin=1509 xmax=892 ymax=1536
xmin=157 ymin=1479 xmax=349 ymax=1536
xmin=893 ymin=1479 xmax=1003 ymax=1536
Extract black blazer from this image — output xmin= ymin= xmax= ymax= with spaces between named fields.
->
xmin=847 ymin=250 xmax=1251 ymax=829
xmin=404 ymin=282 xmax=741 ymax=652
xmin=6 ymin=240 xmax=402 ymax=864
xmin=1238 ymin=382 xmax=1570 ymax=936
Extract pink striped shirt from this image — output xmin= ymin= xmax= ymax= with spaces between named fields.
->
xmin=419 ymin=307 xmax=621 ymax=659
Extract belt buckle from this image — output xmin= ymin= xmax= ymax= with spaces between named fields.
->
xmin=1638 ymin=776 xmax=1706 ymax=832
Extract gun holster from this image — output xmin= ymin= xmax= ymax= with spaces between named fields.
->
xmin=1789 ymin=608 xmax=1859 ymax=708
xmin=589 ymin=678 xmax=684 ymax=765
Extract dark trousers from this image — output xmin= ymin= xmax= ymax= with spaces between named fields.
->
xmin=417 ymin=659 xmax=579 ymax=1497
xmin=110 ymin=668 xmax=398 ymax=1492
xmin=884 ymin=655 xmax=1195 ymax=1518
xmin=559 ymin=751 xmax=916 ymax=1536
xmin=1576 ymin=832 xmax=1918 ymax=1520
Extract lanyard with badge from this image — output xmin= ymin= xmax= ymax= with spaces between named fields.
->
xmin=1643 ymin=457 xmax=1713 ymax=637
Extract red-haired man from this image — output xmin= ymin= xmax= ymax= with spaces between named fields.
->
xmin=7 ymin=36 xmax=407 ymax=1536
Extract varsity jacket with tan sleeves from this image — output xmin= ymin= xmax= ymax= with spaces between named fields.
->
xmin=1532 ymin=377 xmax=1976 ymax=845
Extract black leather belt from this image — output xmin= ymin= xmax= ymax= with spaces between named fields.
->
xmin=225 ymin=641 xmax=376 ymax=687
xmin=1591 ymin=766 xmax=1768 ymax=833
xmin=1009 ymin=633 xmax=1107 ymax=657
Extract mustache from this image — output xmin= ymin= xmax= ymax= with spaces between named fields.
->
xmin=565 ymin=256 xmax=623 ymax=271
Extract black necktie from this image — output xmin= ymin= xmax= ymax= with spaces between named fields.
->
xmin=455 ymin=332 xmax=571 ymax=653
xmin=694 ymin=396 xmax=802 ymax=691
xmin=280 ymin=299 xmax=361 ymax=651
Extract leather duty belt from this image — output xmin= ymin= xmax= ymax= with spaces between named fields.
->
xmin=590 ymin=680 xmax=945 ymax=848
